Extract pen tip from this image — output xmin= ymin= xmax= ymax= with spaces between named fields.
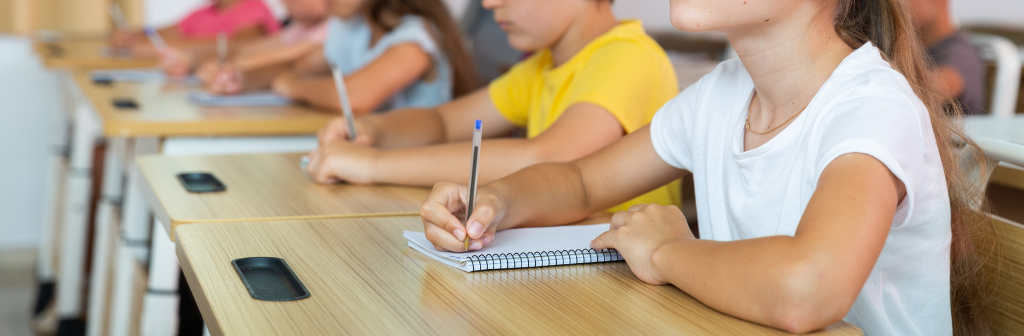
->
xmin=475 ymin=120 xmax=482 ymax=130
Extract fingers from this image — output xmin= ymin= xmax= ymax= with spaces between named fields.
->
xmin=308 ymin=149 xmax=339 ymax=184
xmin=421 ymin=183 xmax=475 ymax=251
xmin=465 ymin=191 xmax=502 ymax=240
xmin=610 ymin=210 xmax=633 ymax=230
xmin=627 ymin=203 xmax=649 ymax=212
xmin=317 ymin=118 xmax=348 ymax=145
xmin=590 ymin=230 xmax=616 ymax=250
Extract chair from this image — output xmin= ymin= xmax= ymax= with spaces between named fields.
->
xmin=977 ymin=214 xmax=1024 ymax=334
xmin=970 ymin=33 xmax=1022 ymax=117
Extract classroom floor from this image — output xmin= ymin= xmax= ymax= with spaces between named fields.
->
xmin=0 ymin=248 xmax=36 ymax=336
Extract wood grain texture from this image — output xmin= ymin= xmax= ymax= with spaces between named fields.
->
xmin=139 ymin=153 xmax=429 ymax=240
xmin=990 ymin=163 xmax=1024 ymax=191
xmin=176 ymin=217 xmax=862 ymax=336
xmin=980 ymin=215 xmax=1024 ymax=334
xmin=71 ymin=72 xmax=335 ymax=137
xmin=33 ymin=36 xmax=157 ymax=69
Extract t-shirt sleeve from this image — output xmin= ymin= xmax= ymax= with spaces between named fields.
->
xmin=237 ymin=0 xmax=281 ymax=34
xmin=488 ymin=53 xmax=544 ymax=127
xmin=649 ymin=76 xmax=705 ymax=171
xmin=814 ymin=88 xmax=935 ymax=227
xmin=377 ymin=16 xmax=440 ymax=57
xmin=563 ymin=41 xmax=678 ymax=133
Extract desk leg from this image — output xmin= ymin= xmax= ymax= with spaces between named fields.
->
xmin=108 ymin=137 xmax=158 ymax=336
xmin=84 ymin=137 xmax=127 ymax=336
xmin=141 ymin=220 xmax=180 ymax=336
xmin=35 ymin=106 xmax=69 ymax=316
xmin=55 ymin=97 xmax=102 ymax=334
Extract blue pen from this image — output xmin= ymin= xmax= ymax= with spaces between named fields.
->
xmin=464 ymin=120 xmax=482 ymax=251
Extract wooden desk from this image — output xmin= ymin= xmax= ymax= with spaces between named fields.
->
xmin=176 ymin=217 xmax=862 ymax=336
xmin=71 ymin=72 xmax=335 ymax=137
xmin=33 ymin=36 xmax=158 ymax=70
xmin=139 ymin=153 xmax=429 ymax=239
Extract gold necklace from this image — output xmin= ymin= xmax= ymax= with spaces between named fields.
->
xmin=745 ymin=92 xmax=809 ymax=135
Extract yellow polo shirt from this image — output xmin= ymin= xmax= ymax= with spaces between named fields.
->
xmin=489 ymin=20 xmax=681 ymax=212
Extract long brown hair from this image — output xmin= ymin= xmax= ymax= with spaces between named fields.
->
xmin=834 ymin=0 xmax=995 ymax=334
xmin=366 ymin=0 xmax=477 ymax=97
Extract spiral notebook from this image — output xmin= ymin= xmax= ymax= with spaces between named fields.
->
xmin=187 ymin=90 xmax=291 ymax=107
xmin=404 ymin=223 xmax=622 ymax=272
xmin=90 ymin=69 xmax=200 ymax=86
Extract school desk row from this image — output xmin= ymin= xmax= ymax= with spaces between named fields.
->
xmin=32 ymin=35 xmax=340 ymax=336
xmin=30 ymin=33 xmax=1024 ymax=336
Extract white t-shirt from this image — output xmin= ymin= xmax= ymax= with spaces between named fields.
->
xmin=650 ymin=42 xmax=952 ymax=335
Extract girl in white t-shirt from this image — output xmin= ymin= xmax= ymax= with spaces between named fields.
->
xmin=420 ymin=0 xmax=991 ymax=335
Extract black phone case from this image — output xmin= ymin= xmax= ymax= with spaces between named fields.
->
xmin=232 ymin=257 xmax=310 ymax=301
xmin=177 ymin=173 xmax=226 ymax=193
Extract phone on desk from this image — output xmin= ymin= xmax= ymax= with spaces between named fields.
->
xmin=112 ymin=98 xmax=138 ymax=110
xmin=177 ymin=173 xmax=226 ymax=193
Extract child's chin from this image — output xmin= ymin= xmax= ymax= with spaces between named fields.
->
xmin=507 ymin=38 xmax=541 ymax=53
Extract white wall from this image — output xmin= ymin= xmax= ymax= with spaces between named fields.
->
xmin=145 ymin=0 xmax=289 ymax=28
xmin=0 ymin=36 xmax=60 ymax=249
xmin=953 ymin=0 xmax=1024 ymax=28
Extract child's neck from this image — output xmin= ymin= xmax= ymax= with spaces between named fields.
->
xmin=215 ymin=0 xmax=244 ymax=11
xmin=549 ymin=4 xmax=618 ymax=67
xmin=728 ymin=3 xmax=853 ymax=116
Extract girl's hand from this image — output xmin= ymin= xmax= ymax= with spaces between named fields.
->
xmin=160 ymin=47 xmax=194 ymax=77
xmin=271 ymin=71 xmax=301 ymax=99
xmin=316 ymin=117 xmax=376 ymax=147
xmin=591 ymin=204 xmax=694 ymax=285
xmin=420 ymin=182 xmax=504 ymax=252
xmin=202 ymin=63 xmax=244 ymax=94
xmin=304 ymin=139 xmax=379 ymax=185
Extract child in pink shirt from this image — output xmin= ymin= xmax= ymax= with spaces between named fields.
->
xmin=111 ymin=0 xmax=282 ymax=76
xmin=197 ymin=0 xmax=331 ymax=93
xmin=178 ymin=0 xmax=281 ymax=37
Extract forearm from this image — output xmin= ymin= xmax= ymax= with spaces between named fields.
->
xmin=241 ymin=63 xmax=290 ymax=91
xmin=362 ymin=108 xmax=448 ymax=148
xmin=235 ymin=43 xmax=316 ymax=71
xmin=653 ymin=237 xmax=850 ymax=333
xmin=486 ymin=162 xmax=595 ymax=230
xmin=292 ymin=76 xmax=381 ymax=114
xmin=372 ymin=138 xmax=555 ymax=187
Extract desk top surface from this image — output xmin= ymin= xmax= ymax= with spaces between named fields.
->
xmin=33 ymin=36 xmax=158 ymax=69
xmin=176 ymin=216 xmax=861 ymax=336
xmin=139 ymin=153 xmax=430 ymax=239
xmin=72 ymin=73 xmax=334 ymax=137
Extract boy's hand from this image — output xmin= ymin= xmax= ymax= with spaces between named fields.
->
xmin=316 ymin=117 xmax=376 ymax=146
xmin=304 ymin=139 xmax=379 ymax=185
xmin=420 ymin=183 xmax=504 ymax=252
xmin=591 ymin=204 xmax=694 ymax=285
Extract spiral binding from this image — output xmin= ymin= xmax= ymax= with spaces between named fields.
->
xmin=466 ymin=249 xmax=622 ymax=272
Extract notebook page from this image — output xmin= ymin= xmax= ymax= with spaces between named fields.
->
xmin=404 ymin=223 xmax=611 ymax=264
xmin=90 ymin=69 xmax=200 ymax=86
xmin=187 ymin=90 xmax=291 ymax=107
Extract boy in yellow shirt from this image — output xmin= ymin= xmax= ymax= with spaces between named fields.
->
xmin=306 ymin=0 xmax=679 ymax=213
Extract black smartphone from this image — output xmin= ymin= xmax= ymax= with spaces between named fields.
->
xmin=177 ymin=173 xmax=226 ymax=193
xmin=92 ymin=77 xmax=113 ymax=85
xmin=112 ymin=98 xmax=138 ymax=110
